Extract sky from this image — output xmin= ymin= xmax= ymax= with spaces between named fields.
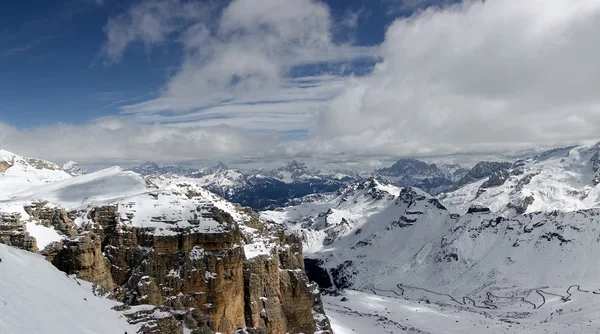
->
xmin=1 ymin=0 xmax=600 ymax=169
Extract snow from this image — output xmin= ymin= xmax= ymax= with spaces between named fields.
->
xmin=62 ymin=161 xmax=84 ymax=176
xmin=0 ymin=243 xmax=136 ymax=334
xmin=0 ymin=166 xmax=250 ymax=236
xmin=1 ymin=166 xmax=147 ymax=210
xmin=243 ymin=242 xmax=273 ymax=259
xmin=25 ymin=222 xmax=64 ymax=250
xmin=261 ymin=179 xmax=404 ymax=254
xmin=325 ymin=290 xmax=600 ymax=333
xmin=441 ymin=143 xmax=600 ymax=214
xmin=266 ymin=178 xmax=600 ymax=332
xmin=0 ymin=149 xmax=72 ymax=199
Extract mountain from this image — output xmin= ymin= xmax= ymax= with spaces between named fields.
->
xmin=263 ymin=179 xmax=600 ymax=332
xmin=262 ymin=178 xmax=402 ymax=253
xmin=0 ymin=149 xmax=72 ymax=197
xmin=189 ymin=161 xmax=361 ymax=211
xmin=0 ymin=156 xmax=332 ymax=333
xmin=62 ymin=161 xmax=85 ymax=176
xmin=441 ymin=143 xmax=600 ymax=214
xmin=129 ymin=161 xmax=203 ymax=177
xmin=128 ymin=160 xmax=359 ymax=211
xmin=375 ymin=158 xmax=468 ymax=194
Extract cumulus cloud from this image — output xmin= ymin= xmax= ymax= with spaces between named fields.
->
xmin=299 ymin=0 xmax=600 ymax=159
xmin=8 ymin=0 xmax=599 ymax=167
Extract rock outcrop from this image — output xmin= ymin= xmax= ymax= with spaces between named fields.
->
xmin=0 ymin=212 xmax=38 ymax=253
xmin=3 ymin=192 xmax=331 ymax=334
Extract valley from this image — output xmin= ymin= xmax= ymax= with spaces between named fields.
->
xmin=4 ymin=143 xmax=600 ymax=333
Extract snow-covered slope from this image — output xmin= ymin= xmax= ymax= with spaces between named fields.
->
xmin=264 ymin=178 xmax=600 ymax=332
xmin=440 ymin=143 xmax=600 ymax=214
xmin=261 ymin=178 xmax=402 ymax=253
xmin=0 ymin=166 xmax=266 ymax=250
xmin=0 ymin=243 xmax=135 ymax=334
xmin=0 ymin=149 xmax=72 ymax=198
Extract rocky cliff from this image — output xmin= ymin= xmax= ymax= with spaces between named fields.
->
xmin=0 ymin=179 xmax=331 ymax=334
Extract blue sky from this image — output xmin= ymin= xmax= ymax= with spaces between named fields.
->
xmin=0 ymin=0 xmax=408 ymax=127
xmin=2 ymin=0 xmax=599 ymax=168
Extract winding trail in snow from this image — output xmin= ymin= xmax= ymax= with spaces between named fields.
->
xmin=371 ymin=283 xmax=599 ymax=311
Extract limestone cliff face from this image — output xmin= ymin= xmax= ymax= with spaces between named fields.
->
xmin=0 ymin=212 xmax=38 ymax=253
xmin=19 ymin=197 xmax=331 ymax=334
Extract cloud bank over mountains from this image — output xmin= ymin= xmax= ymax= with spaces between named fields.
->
xmin=4 ymin=0 xmax=600 ymax=166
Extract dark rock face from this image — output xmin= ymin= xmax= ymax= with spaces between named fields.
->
xmin=467 ymin=206 xmax=491 ymax=214
xmin=376 ymin=159 xmax=468 ymax=195
xmin=304 ymin=258 xmax=333 ymax=290
xmin=330 ymin=260 xmax=357 ymax=290
xmin=506 ymin=196 xmax=535 ymax=215
xmin=481 ymin=169 xmax=511 ymax=188
xmin=458 ymin=161 xmax=513 ymax=187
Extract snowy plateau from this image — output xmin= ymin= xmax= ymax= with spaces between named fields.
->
xmin=4 ymin=144 xmax=600 ymax=333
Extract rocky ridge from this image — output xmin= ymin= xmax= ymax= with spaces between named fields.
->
xmin=0 ymin=160 xmax=331 ymax=334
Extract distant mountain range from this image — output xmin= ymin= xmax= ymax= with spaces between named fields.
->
xmin=127 ymin=160 xmax=363 ymax=211
xmin=6 ymin=142 xmax=600 ymax=333
xmin=121 ymin=143 xmax=600 ymax=213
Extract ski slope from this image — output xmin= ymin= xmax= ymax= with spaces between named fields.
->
xmin=0 ymin=243 xmax=135 ymax=334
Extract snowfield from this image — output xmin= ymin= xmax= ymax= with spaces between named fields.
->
xmin=440 ymin=143 xmax=600 ymax=215
xmin=265 ymin=177 xmax=600 ymax=333
xmin=7 ymin=146 xmax=600 ymax=332
xmin=0 ymin=243 xmax=135 ymax=334
xmin=325 ymin=290 xmax=600 ymax=334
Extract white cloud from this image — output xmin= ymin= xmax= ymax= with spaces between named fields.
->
xmin=0 ymin=120 xmax=275 ymax=164
xmin=102 ymin=0 xmax=210 ymax=63
xmin=9 ymin=0 xmax=600 ymax=168
xmin=299 ymin=0 xmax=600 ymax=160
xmin=105 ymin=0 xmax=377 ymax=113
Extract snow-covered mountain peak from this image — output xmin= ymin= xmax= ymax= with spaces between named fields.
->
xmin=441 ymin=142 xmax=600 ymax=215
xmin=376 ymin=158 xmax=468 ymax=195
xmin=0 ymin=150 xmax=72 ymax=197
xmin=62 ymin=160 xmax=85 ymax=176
xmin=209 ymin=161 xmax=229 ymax=172
xmin=0 ymin=148 xmax=18 ymax=161
xmin=280 ymin=160 xmax=308 ymax=171
xmin=338 ymin=177 xmax=400 ymax=200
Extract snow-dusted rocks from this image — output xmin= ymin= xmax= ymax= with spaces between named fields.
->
xmin=128 ymin=160 xmax=359 ymax=211
xmin=0 ymin=153 xmax=332 ymax=334
xmin=266 ymin=176 xmax=600 ymax=332
xmin=129 ymin=161 xmax=202 ymax=177
xmin=62 ymin=160 xmax=85 ymax=176
xmin=441 ymin=143 xmax=600 ymax=214
xmin=376 ymin=158 xmax=468 ymax=195
xmin=261 ymin=178 xmax=403 ymax=253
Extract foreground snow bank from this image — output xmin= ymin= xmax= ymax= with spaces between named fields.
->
xmin=0 ymin=244 xmax=134 ymax=334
